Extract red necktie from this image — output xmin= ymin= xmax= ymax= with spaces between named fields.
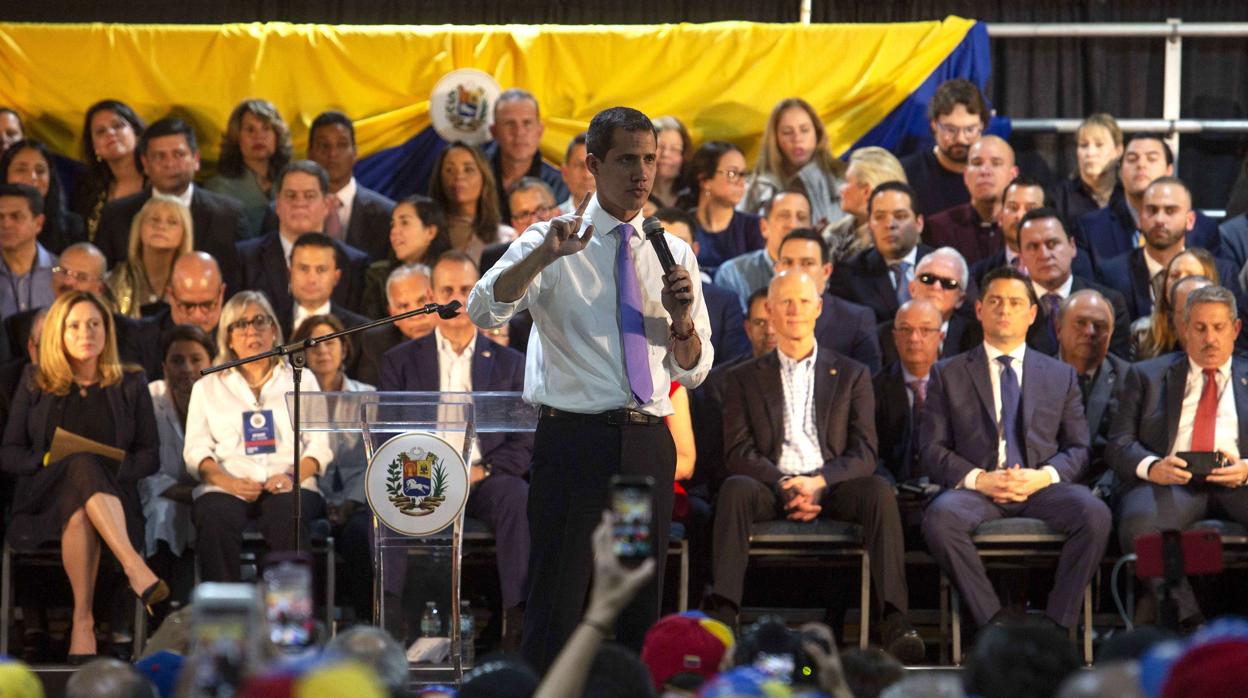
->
xmin=1191 ymin=368 xmax=1220 ymax=451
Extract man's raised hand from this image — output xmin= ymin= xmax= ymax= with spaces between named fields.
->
xmin=542 ymin=194 xmax=595 ymax=258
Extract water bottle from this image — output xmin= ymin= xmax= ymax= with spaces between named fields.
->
xmin=420 ymin=601 xmax=441 ymax=638
xmin=459 ymin=600 xmax=475 ymax=666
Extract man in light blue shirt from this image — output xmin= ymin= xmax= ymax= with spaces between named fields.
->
xmin=714 ymin=190 xmax=811 ymax=310
xmin=0 ymin=183 xmax=57 ymax=320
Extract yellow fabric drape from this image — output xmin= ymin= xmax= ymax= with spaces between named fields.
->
xmin=0 ymin=18 xmax=974 ymax=165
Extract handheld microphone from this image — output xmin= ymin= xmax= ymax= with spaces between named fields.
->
xmin=641 ymin=217 xmax=691 ymax=307
xmin=437 ymin=300 xmax=463 ymax=319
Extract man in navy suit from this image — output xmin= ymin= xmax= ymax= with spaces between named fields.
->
xmin=379 ymin=251 xmax=532 ymax=642
xmin=305 ymin=111 xmax=395 ymax=262
xmin=1107 ymin=285 xmax=1248 ymax=628
xmin=1057 ymin=290 xmax=1128 ymax=489
xmin=879 ymin=246 xmax=976 ymax=367
xmin=830 ymin=181 xmax=933 ymax=324
xmin=236 ymin=161 xmax=369 ymax=321
xmin=284 ymin=233 xmax=369 ymax=341
xmin=776 ymin=229 xmax=882 ymax=373
xmin=1075 ymin=135 xmax=1220 ymax=269
xmin=876 ymin=299 xmax=944 ymax=485
xmin=1099 ymin=177 xmax=1240 ymax=321
xmin=920 ymin=267 xmax=1110 ymax=632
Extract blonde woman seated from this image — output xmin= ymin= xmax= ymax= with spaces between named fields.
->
xmin=106 ymin=195 xmax=194 ymax=318
xmin=1 ymin=290 xmax=166 ymax=661
xmin=1130 ymin=247 xmax=1219 ymax=360
xmin=183 ymin=291 xmax=333 ymax=582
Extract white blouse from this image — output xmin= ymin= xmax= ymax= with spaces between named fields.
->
xmin=183 ymin=360 xmax=334 ymax=500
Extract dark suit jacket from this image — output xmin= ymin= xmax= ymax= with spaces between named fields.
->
xmin=689 ymin=356 xmax=749 ymax=495
xmin=235 ymin=232 xmax=371 ymax=321
xmin=95 ymin=186 xmax=247 ymax=294
xmin=377 ymin=333 xmax=532 ymax=478
xmin=969 ymin=248 xmax=1096 ymax=293
xmin=260 ymin=185 xmax=396 ymax=262
xmin=354 ymin=323 xmax=408 ymax=388
xmin=922 ymin=203 xmax=1003 ymax=267
xmin=874 ymin=362 xmax=923 ymax=483
xmin=1218 ymin=213 xmax=1248 ymax=278
xmin=3 ymin=309 xmax=162 ymax=381
xmin=722 ymin=348 xmax=877 ymax=486
xmin=814 ymin=293 xmax=883 ymax=374
xmin=1106 ymin=353 xmax=1248 ymax=488
xmin=919 ymin=345 xmax=1090 ymax=488
xmin=1076 ymin=198 xmax=1222 ymax=269
xmin=1024 ymin=277 xmax=1132 ymax=359
xmin=1099 ymin=247 xmax=1243 ymax=321
xmin=704 ymin=281 xmax=750 ymax=367
xmin=829 ymin=245 xmax=933 ymax=324
xmin=878 ymin=312 xmax=975 ymax=369
xmin=1082 ymin=353 xmax=1128 ymax=486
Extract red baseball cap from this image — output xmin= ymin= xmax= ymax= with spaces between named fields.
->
xmin=641 ymin=611 xmax=735 ymax=690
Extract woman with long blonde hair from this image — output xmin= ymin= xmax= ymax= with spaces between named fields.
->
xmin=1131 ymin=247 xmax=1219 ymax=360
xmin=1 ymin=290 xmax=166 ymax=662
xmin=107 ymin=196 xmax=194 ymax=318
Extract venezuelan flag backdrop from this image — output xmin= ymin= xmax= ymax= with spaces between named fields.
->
xmin=0 ymin=18 xmax=990 ymax=200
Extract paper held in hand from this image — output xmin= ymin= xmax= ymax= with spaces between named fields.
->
xmin=47 ymin=427 xmax=125 ymax=471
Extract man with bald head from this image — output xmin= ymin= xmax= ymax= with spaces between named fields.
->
xmin=923 ymin=136 xmax=1018 ymax=266
xmin=1058 ymin=289 xmax=1128 ymax=486
xmin=876 ymin=299 xmax=944 ymax=485
xmin=1099 ymin=176 xmax=1242 ymax=321
xmin=706 ymin=270 xmax=923 ymax=661
xmin=161 ymin=251 xmax=225 ymax=337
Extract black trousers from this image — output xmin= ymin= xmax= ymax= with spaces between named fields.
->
xmin=521 ymin=415 xmax=675 ymax=672
xmin=193 ymin=490 xmax=325 ymax=582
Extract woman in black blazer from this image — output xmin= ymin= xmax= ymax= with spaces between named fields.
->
xmin=1 ymin=290 xmax=166 ymax=661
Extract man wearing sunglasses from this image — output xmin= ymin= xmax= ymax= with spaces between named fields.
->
xmin=878 ymin=247 xmax=976 ymax=367
xmin=899 ymin=79 xmax=991 ymax=217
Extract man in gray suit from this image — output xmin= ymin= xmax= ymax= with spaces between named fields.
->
xmin=1057 ymin=289 xmax=1128 ymax=489
xmin=920 ymin=267 xmax=1111 ymax=632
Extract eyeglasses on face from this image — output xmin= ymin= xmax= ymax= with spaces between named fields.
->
xmin=715 ymin=169 xmax=749 ymax=182
xmin=52 ymin=266 xmax=97 ymax=283
xmin=893 ymin=325 xmax=941 ymax=338
xmin=935 ymin=123 xmax=983 ymax=139
xmin=228 ymin=314 xmax=275 ymax=334
xmin=917 ymin=273 xmax=961 ymax=291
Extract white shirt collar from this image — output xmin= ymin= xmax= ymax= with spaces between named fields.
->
xmin=984 ymin=341 xmax=1027 ymax=366
xmin=159 ymin=182 xmax=194 ymax=209
xmin=1187 ymin=356 xmax=1232 ymax=382
xmin=334 ymin=177 xmax=357 ymax=204
xmin=901 ymin=366 xmax=928 ymax=384
xmin=1032 ymin=274 xmax=1074 ymax=301
xmin=890 ymin=246 xmax=919 ymax=268
xmin=777 ymin=347 xmax=816 ymax=370
xmin=292 ymin=299 xmax=332 ymax=334
xmin=434 ymin=327 xmax=477 ymax=359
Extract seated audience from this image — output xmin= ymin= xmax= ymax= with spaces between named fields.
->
xmin=72 ymin=100 xmax=146 ymax=237
xmin=143 ymin=324 xmax=215 ymax=617
xmin=923 ymin=135 xmax=1017 ymax=266
xmin=969 ymin=175 xmax=1048 ymax=287
xmin=876 ymin=299 xmax=944 ymax=484
xmin=360 ymin=194 xmax=446 ymax=320
xmin=286 ymin=232 xmax=369 ymax=340
xmin=107 ymin=196 xmax=194 ymax=318
xmin=900 ymin=79 xmax=987 ymax=216
xmin=1050 ymin=113 xmax=1124 ymax=229
xmin=304 ymin=110 xmax=395 ymax=260
xmin=96 ymin=118 xmax=246 ymax=293
xmin=0 ymin=107 xmax=23 ymax=153
xmin=714 ymin=189 xmax=812 ymax=310
xmin=160 ymin=251 xmax=226 ymax=340
xmin=559 ymin=132 xmax=596 ymax=214
xmin=507 ymin=176 xmax=558 ymax=233
xmin=427 ymin=141 xmax=515 ymax=266
xmin=1099 ymin=176 xmax=1240 ymax=321
xmin=379 ymin=251 xmax=532 ymax=644
xmin=1 ymin=139 xmax=85 ymax=254
xmin=825 ymin=146 xmax=907 ymax=264
xmin=183 ymin=290 xmax=332 ymax=582
xmin=1057 ymin=290 xmax=1127 ymax=488
xmin=1130 ymin=248 xmax=1218 ymax=360
xmin=648 ymin=118 xmax=689 ymax=211
xmin=879 ymin=246 xmax=976 ymax=367
xmin=204 ymin=98 xmax=292 ymax=237
xmin=830 ymin=181 xmax=933 ymax=324
xmin=236 ymin=160 xmax=369 ymax=319
xmin=1017 ymin=208 xmax=1130 ymax=357
xmin=690 ymin=141 xmax=764 ymax=274
xmin=483 ymin=89 xmax=569 ymax=221
xmin=1076 ymin=134 xmax=1220 ymax=267
xmin=741 ymin=97 xmax=847 ymax=228
xmin=705 ymin=270 xmax=923 ymax=660
xmin=1107 ymin=284 xmax=1248 ymax=630
xmin=921 ymin=267 xmax=1110 ymax=633
xmin=1 ymin=290 xmax=165 ymax=660
xmin=0 ymin=183 xmax=57 ymax=318
xmin=777 ymin=228 xmax=882 ymax=373
xmin=355 ymin=262 xmax=435 ymax=386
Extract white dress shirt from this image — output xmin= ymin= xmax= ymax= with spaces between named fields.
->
xmin=331 ymin=177 xmax=357 ymax=232
xmin=1031 ymin=274 xmax=1074 ymax=302
xmin=164 ymin=182 xmax=194 ymax=209
xmin=467 ymin=193 xmax=714 ymax=416
xmin=776 ymin=349 xmax=823 ymax=475
xmin=961 ymin=343 xmax=1062 ymax=489
xmin=292 ymin=300 xmax=332 ymax=337
xmin=435 ymin=327 xmax=481 ymax=465
xmin=184 ymin=361 xmax=334 ymax=499
xmin=886 ymin=247 xmax=920 ymax=290
xmin=1135 ymin=357 xmax=1239 ymax=480
xmin=140 ymin=381 xmax=194 ymax=557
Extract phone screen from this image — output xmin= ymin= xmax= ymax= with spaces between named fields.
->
xmin=610 ymin=476 xmax=654 ymax=566
xmin=263 ymin=557 xmax=314 ymax=650
xmin=190 ymin=585 xmax=260 ymax=696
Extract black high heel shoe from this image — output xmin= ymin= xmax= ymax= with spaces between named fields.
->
xmin=139 ymin=579 xmax=170 ymax=616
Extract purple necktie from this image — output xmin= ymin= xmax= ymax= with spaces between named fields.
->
xmin=617 ymin=224 xmax=654 ymax=405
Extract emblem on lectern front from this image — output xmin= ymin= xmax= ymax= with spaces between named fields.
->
xmin=367 ymin=432 xmax=469 ymax=537
xmin=386 ymin=448 xmax=448 ymax=516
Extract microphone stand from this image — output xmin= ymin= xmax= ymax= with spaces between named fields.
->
xmin=201 ymin=300 xmax=462 ymax=551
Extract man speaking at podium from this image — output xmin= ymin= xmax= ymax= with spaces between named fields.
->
xmin=469 ymin=106 xmax=713 ymax=669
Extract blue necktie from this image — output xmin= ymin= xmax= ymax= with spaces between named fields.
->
xmin=891 ymin=261 xmax=911 ymax=305
xmin=617 ymin=224 xmax=654 ymax=405
xmin=996 ymin=355 xmax=1025 ymax=469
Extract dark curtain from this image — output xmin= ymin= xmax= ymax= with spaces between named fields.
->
xmin=8 ymin=0 xmax=1248 ymax=207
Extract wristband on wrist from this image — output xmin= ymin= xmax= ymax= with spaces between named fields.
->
xmin=582 ymin=617 xmax=612 ymax=636
xmin=670 ymin=324 xmax=695 ymax=341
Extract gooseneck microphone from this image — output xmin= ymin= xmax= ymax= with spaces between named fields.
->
xmin=641 ymin=216 xmax=691 ymax=307
xmin=436 ymin=300 xmax=463 ymax=319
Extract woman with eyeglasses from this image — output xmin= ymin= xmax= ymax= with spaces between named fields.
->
xmin=690 ymin=141 xmax=764 ymax=275
xmin=107 ymin=196 xmax=195 ymax=318
xmin=1 ymin=290 xmax=166 ymax=662
xmin=72 ymin=100 xmax=147 ymax=240
xmin=741 ymin=98 xmax=847 ymax=230
xmin=183 ymin=291 xmax=333 ymax=582
xmin=1 ymin=139 xmax=86 ymax=255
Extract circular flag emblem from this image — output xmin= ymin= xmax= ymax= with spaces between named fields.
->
xmin=429 ymin=68 xmax=502 ymax=145
xmin=365 ymin=432 xmax=469 ymax=536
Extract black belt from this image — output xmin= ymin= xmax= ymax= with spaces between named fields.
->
xmin=538 ymin=405 xmax=664 ymax=426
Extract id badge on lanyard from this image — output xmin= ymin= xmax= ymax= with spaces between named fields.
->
xmin=243 ymin=410 xmax=277 ymax=455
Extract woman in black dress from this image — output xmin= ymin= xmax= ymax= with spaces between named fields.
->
xmin=1 ymin=290 xmax=166 ymax=660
